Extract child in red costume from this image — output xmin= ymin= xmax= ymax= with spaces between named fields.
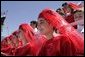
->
xmin=14 ymin=23 xmax=46 ymax=56
xmin=37 ymin=8 xmax=84 ymax=56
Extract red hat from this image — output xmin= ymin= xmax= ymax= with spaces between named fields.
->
xmin=38 ymin=8 xmax=68 ymax=29
xmin=19 ymin=23 xmax=35 ymax=42
xmin=12 ymin=30 xmax=18 ymax=36
xmin=38 ymin=8 xmax=57 ymax=23
xmin=68 ymin=2 xmax=80 ymax=10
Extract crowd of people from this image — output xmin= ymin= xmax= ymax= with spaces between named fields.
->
xmin=1 ymin=2 xmax=84 ymax=56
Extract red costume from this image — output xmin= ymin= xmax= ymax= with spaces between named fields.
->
xmin=14 ymin=24 xmax=47 ymax=56
xmin=65 ymin=14 xmax=77 ymax=29
xmin=38 ymin=8 xmax=84 ymax=56
xmin=1 ymin=35 xmax=15 ymax=56
xmin=1 ymin=31 xmax=23 ymax=56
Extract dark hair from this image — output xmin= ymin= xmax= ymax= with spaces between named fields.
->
xmin=56 ymin=8 xmax=61 ymax=11
xmin=30 ymin=21 xmax=37 ymax=27
xmin=62 ymin=2 xmax=68 ymax=7
xmin=62 ymin=2 xmax=74 ymax=14
xmin=73 ymin=10 xmax=82 ymax=14
xmin=56 ymin=8 xmax=65 ymax=16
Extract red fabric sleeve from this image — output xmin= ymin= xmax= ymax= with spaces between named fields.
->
xmin=14 ymin=43 xmax=32 ymax=56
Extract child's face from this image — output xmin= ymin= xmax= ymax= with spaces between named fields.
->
xmin=18 ymin=29 xmax=26 ymax=40
xmin=37 ymin=18 xmax=53 ymax=35
xmin=74 ymin=11 xmax=84 ymax=21
xmin=13 ymin=35 xmax=19 ymax=44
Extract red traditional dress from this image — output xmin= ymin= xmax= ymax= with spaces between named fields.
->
xmin=38 ymin=8 xmax=84 ymax=56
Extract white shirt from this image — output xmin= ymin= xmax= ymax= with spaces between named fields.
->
xmin=77 ymin=24 xmax=84 ymax=33
xmin=81 ymin=28 xmax=84 ymax=33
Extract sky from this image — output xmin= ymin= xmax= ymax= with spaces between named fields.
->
xmin=1 ymin=1 xmax=82 ymax=37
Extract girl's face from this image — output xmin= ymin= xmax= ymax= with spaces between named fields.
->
xmin=18 ymin=29 xmax=26 ymax=41
xmin=13 ymin=35 xmax=19 ymax=46
xmin=7 ymin=37 xmax=15 ymax=48
xmin=64 ymin=5 xmax=72 ymax=14
xmin=74 ymin=11 xmax=84 ymax=21
xmin=18 ymin=29 xmax=28 ymax=45
xmin=37 ymin=18 xmax=54 ymax=35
